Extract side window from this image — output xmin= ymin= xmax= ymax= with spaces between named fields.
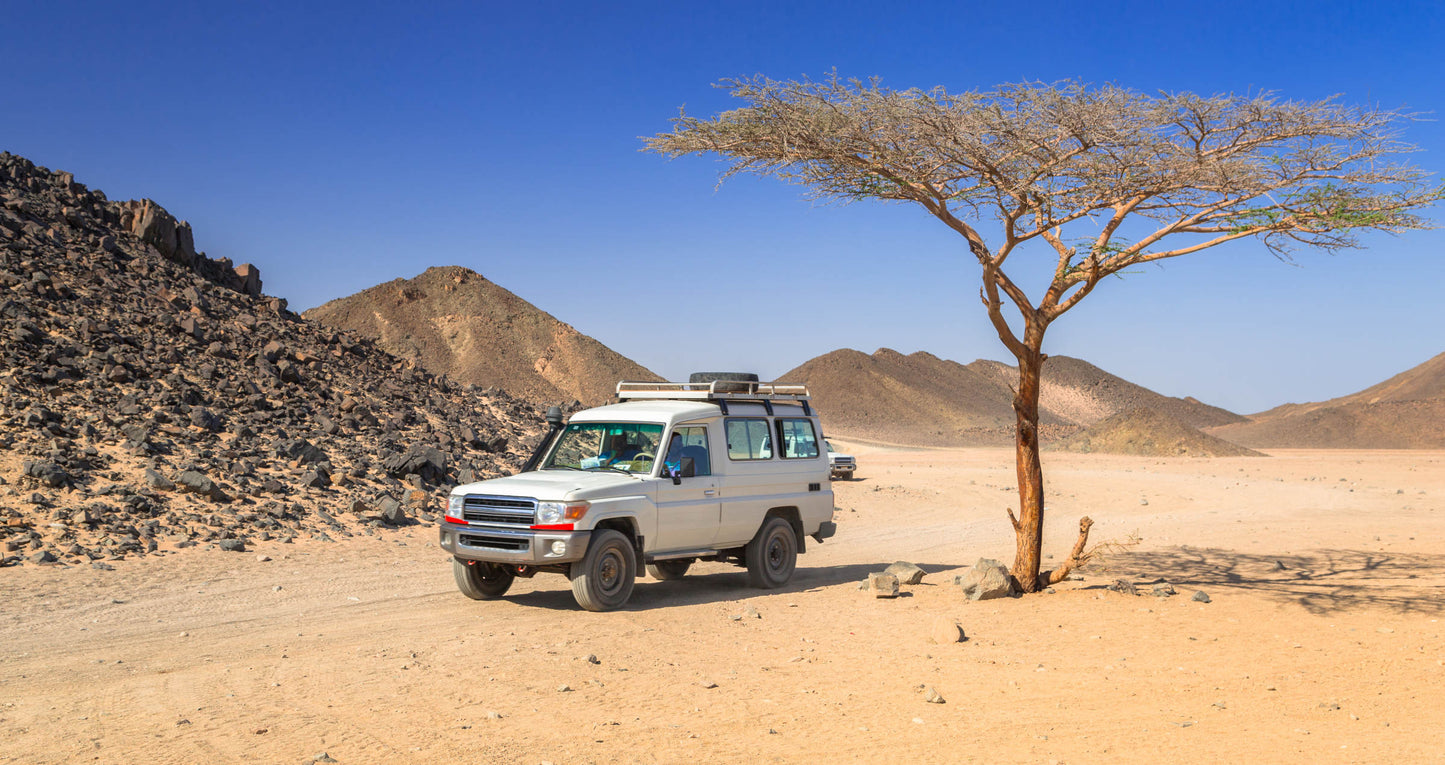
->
xmin=663 ymin=425 xmax=711 ymax=476
xmin=725 ymin=418 xmax=773 ymax=460
xmin=776 ymin=418 xmax=819 ymax=459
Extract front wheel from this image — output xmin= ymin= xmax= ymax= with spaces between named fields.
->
xmin=745 ymin=517 xmax=797 ymax=589
xmin=569 ymin=530 xmax=636 ymax=611
xmin=453 ymin=558 xmax=514 ymax=600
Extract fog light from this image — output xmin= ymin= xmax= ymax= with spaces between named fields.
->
xmin=549 ymin=540 xmax=567 ymax=556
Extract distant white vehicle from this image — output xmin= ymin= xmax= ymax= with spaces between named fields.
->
xmin=825 ymin=439 xmax=855 ymax=480
xmin=440 ymin=375 xmax=837 ymax=611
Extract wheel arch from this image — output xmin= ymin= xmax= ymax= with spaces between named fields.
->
xmin=594 ymin=516 xmax=642 ymax=558
xmin=764 ymin=506 xmax=805 ymax=554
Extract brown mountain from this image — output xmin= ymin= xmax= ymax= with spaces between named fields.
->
xmin=778 ymin=348 xmax=1031 ymax=445
xmin=967 ymin=356 xmax=1247 ymax=429
xmin=780 ymin=349 xmax=1243 ymax=447
xmin=304 ymin=266 xmax=660 ymax=405
xmin=1053 ymin=408 xmax=1264 ymax=457
xmin=1207 ymin=351 xmax=1445 ymax=448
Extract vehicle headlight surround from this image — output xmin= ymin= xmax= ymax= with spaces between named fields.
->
xmin=536 ymin=501 xmax=589 ymax=525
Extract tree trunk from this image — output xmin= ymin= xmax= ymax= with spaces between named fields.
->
xmin=1009 ymin=346 xmax=1046 ymax=593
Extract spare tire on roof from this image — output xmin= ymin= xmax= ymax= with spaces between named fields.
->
xmin=689 ymin=372 xmax=759 ymax=393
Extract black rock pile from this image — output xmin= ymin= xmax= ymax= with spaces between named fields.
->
xmin=0 ymin=152 xmax=546 ymax=567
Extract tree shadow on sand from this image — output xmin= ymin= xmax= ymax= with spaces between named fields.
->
xmin=1096 ymin=546 xmax=1445 ymax=616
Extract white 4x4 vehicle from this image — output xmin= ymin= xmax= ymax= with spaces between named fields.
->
xmin=825 ymin=439 xmax=855 ymax=480
xmin=440 ymin=378 xmax=838 ymax=611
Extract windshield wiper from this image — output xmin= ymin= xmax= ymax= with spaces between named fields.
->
xmin=542 ymin=465 xmax=583 ymax=471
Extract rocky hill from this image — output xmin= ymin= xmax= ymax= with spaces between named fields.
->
xmin=1052 ymin=408 xmax=1264 ymax=457
xmin=780 ymin=348 xmax=1050 ymax=445
xmin=0 ymin=152 xmax=545 ymax=568
xmin=1207 ymin=351 xmax=1445 ymax=448
xmin=782 ymin=348 xmax=1243 ymax=447
xmin=967 ymin=356 xmax=1246 ymax=429
xmin=304 ymin=266 xmax=661 ymax=406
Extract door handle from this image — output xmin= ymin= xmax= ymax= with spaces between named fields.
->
xmin=704 ymin=489 xmax=717 ymax=496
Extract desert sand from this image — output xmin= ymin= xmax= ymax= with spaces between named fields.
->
xmin=3 ymin=443 xmax=1443 ymax=764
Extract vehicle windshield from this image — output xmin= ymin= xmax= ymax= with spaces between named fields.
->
xmin=542 ymin=422 xmax=664 ymax=474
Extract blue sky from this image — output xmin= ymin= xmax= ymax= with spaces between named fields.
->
xmin=5 ymin=1 xmax=1442 ymax=413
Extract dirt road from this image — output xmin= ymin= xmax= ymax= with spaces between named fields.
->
xmin=3 ymin=446 xmax=1443 ymax=763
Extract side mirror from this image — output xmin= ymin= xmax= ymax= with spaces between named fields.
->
xmin=663 ymin=457 xmax=697 ymax=485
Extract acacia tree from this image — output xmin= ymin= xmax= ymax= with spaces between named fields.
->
xmin=646 ymin=76 xmax=1441 ymax=592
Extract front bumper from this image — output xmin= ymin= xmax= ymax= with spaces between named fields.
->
xmin=439 ymin=521 xmax=592 ymax=565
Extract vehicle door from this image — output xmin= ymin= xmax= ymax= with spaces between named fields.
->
xmin=652 ymin=423 xmax=719 ymax=550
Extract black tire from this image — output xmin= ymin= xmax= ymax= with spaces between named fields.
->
xmin=745 ymin=517 xmax=797 ymax=589
xmin=646 ymin=559 xmax=692 ymax=580
xmin=569 ymin=530 xmax=636 ymax=611
xmin=689 ymin=372 xmax=758 ymax=393
xmin=453 ymin=558 xmax=514 ymax=600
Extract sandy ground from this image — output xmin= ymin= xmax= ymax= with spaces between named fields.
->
xmin=3 ymin=444 xmax=1443 ymax=764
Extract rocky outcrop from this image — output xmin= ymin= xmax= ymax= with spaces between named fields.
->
xmin=0 ymin=152 xmax=546 ymax=568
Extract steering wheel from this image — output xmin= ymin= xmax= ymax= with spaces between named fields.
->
xmin=631 ymin=452 xmax=655 ymax=462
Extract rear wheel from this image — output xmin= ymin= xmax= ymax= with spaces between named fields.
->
xmin=453 ymin=558 xmax=514 ymax=600
xmin=646 ymin=559 xmax=692 ymax=580
xmin=745 ymin=517 xmax=797 ymax=589
xmin=569 ymin=530 xmax=636 ymax=611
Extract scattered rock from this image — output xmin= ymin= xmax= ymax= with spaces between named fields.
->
xmin=144 ymin=468 xmax=175 ymax=491
xmin=956 ymin=558 xmax=1015 ymax=600
xmin=1152 ymin=582 xmax=1177 ymax=597
xmin=866 ymin=572 xmax=900 ymax=598
xmin=1192 ymin=591 xmax=1212 ymax=603
xmin=176 ymin=471 xmax=228 ymax=502
xmin=884 ymin=560 xmax=926 ymax=585
xmin=1107 ymin=579 xmax=1139 ymax=596
xmin=923 ymin=686 xmax=946 ymax=704
xmin=928 ymin=619 xmax=964 ymax=644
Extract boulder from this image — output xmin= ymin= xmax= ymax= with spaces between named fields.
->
xmin=175 ymin=470 xmax=228 ymax=502
xmin=928 ymin=619 xmax=965 ymax=644
xmin=866 ymin=572 xmax=900 ymax=598
xmin=380 ymin=498 xmax=407 ymax=526
xmin=956 ymin=558 xmax=1015 ymax=601
xmin=885 ymin=561 xmax=926 ymax=585
xmin=233 ymin=263 xmax=262 ymax=297
xmin=22 ymin=460 xmax=70 ymax=488
xmin=383 ymin=444 xmax=447 ymax=484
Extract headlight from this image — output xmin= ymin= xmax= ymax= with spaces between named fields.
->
xmin=536 ymin=501 xmax=589 ymax=525
xmin=448 ymin=495 xmax=465 ymax=516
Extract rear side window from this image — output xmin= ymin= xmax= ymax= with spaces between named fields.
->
xmin=725 ymin=419 xmax=772 ymax=460
xmin=776 ymin=418 xmax=819 ymax=459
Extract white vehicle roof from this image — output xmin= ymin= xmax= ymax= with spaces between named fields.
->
xmin=570 ymin=398 xmax=817 ymax=429
xmin=569 ymin=400 xmax=723 ymax=427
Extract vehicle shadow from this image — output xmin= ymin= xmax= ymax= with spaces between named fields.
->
xmin=502 ymin=560 xmax=960 ymax=612
xmin=1095 ymin=546 xmax=1445 ymax=616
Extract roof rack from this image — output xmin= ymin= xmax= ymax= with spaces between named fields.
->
xmin=615 ymin=380 xmax=812 ymax=416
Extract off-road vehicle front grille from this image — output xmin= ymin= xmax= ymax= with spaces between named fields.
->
xmin=459 ymin=534 xmax=530 ymax=552
xmin=461 ymin=495 xmax=537 ymax=526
